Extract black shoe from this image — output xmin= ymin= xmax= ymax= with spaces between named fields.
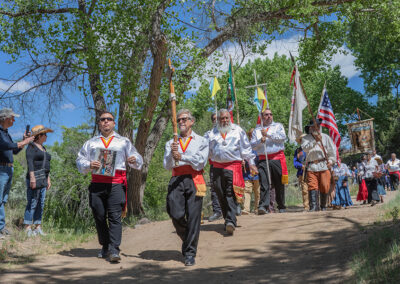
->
xmin=208 ymin=212 xmax=222 ymax=222
xmin=109 ymin=253 xmax=121 ymax=263
xmin=97 ymin=247 xmax=109 ymax=259
xmin=184 ymin=255 xmax=195 ymax=266
xmin=279 ymin=209 xmax=286 ymax=213
xmin=236 ymin=205 xmax=242 ymax=216
xmin=225 ymin=222 xmax=235 ymax=235
xmin=257 ymin=208 xmax=268 ymax=215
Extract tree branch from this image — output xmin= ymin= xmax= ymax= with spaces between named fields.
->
xmin=0 ymin=8 xmax=78 ymax=17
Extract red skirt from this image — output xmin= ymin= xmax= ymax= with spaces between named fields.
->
xmin=356 ymin=179 xmax=368 ymax=201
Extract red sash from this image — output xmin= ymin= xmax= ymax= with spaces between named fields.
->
xmin=259 ymin=150 xmax=289 ymax=184
xmin=172 ymin=165 xmax=207 ymax=197
xmin=212 ymin=160 xmax=245 ymax=203
xmin=389 ymin=171 xmax=400 ymax=179
xmin=92 ymin=170 xmax=128 ymax=217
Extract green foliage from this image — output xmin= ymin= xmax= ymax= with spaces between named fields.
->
xmin=351 ymin=192 xmax=400 ymax=283
xmin=43 ymin=124 xmax=93 ymax=231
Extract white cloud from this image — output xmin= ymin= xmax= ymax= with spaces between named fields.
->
xmin=331 ymin=50 xmax=360 ymax=78
xmin=0 ymin=80 xmax=33 ymax=93
xmin=61 ymin=103 xmax=76 ymax=110
xmin=190 ymin=35 xmax=360 ymax=91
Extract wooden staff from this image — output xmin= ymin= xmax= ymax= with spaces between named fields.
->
xmin=245 ymin=70 xmax=271 ymax=187
xmin=168 ymin=58 xmax=179 ymax=166
xmin=229 ymin=55 xmax=240 ymax=125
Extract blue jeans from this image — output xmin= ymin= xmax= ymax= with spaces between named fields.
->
xmin=23 ymin=179 xmax=47 ymax=225
xmin=0 ymin=165 xmax=13 ymax=231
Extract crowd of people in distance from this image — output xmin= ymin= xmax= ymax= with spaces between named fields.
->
xmin=0 ymin=106 xmax=397 ymax=267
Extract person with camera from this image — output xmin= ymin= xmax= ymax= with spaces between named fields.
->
xmin=23 ymin=125 xmax=53 ymax=237
xmin=0 ymin=108 xmax=34 ymax=239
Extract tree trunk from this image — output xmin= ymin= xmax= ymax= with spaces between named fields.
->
xmin=129 ymin=100 xmax=171 ymax=216
xmin=126 ymin=37 xmax=167 ymax=216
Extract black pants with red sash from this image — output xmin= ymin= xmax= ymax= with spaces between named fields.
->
xmin=89 ymin=182 xmax=126 ymax=255
xmin=167 ymin=175 xmax=203 ymax=257
xmin=211 ymin=167 xmax=238 ymax=227
xmin=258 ymin=160 xmax=286 ymax=211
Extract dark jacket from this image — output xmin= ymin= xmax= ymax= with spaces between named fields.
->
xmin=26 ymin=143 xmax=51 ymax=179
xmin=294 ymin=148 xmax=306 ymax=177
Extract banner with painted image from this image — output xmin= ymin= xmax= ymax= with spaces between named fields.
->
xmin=347 ymin=118 xmax=375 ymax=154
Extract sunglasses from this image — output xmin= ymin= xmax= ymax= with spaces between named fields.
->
xmin=262 ymin=113 xmax=273 ymax=117
xmin=177 ymin=117 xmax=190 ymax=123
xmin=100 ymin=117 xmax=114 ymax=122
xmin=39 ymin=133 xmax=47 ymax=137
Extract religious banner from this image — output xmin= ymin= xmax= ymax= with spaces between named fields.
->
xmin=347 ymin=118 xmax=375 ymax=154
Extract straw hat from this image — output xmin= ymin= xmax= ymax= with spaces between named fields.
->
xmin=31 ymin=125 xmax=54 ymax=136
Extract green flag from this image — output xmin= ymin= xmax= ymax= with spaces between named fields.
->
xmin=228 ymin=62 xmax=235 ymax=103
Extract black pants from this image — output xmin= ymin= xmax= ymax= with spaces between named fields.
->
xmin=167 ymin=175 xmax=203 ymax=257
xmin=390 ymin=174 xmax=399 ymax=190
xmin=89 ymin=183 xmax=126 ymax=254
xmin=258 ymin=160 xmax=286 ymax=210
xmin=212 ymin=167 xmax=237 ymax=227
xmin=209 ymin=165 xmax=222 ymax=214
xmin=365 ymin=178 xmax=380 ymax=202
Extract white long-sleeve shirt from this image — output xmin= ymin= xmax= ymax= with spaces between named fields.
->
xmin=386 ymin=158 xmax=400 ymax=172
xmin=250 ymin=122 xmax=286 ymax=155
xmin=364 ymin=159 xmax=379 ymax=179
xmin=208 ymin=124 xmax=256 ymax=166
xmin=301 ymin=132 xmax=337 ymax=172
xmin=333 ymin=163 xmax=351 ymax=177
xmin=163 ymin=130 xmax=209 ymax=171
xmin=76 ymin=131 xmax=143 ymax=175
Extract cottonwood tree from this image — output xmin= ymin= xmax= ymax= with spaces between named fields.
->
xmin=0 ymin=0 xmax=372 ymax=216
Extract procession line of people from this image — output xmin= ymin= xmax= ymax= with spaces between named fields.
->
xmin=0 ymin=106 xmax=394 ymax=267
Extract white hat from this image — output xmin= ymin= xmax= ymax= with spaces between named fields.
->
xmin=0 ymin=108 xmax=20 ymax=119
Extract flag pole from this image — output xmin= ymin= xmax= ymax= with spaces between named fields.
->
xmin=229 ymin=55 xmax=240 ymax=125
xmin=247 ymin=69 xmax=272 ymax=188
xmin=289 ymin=52 xmax=329 ymax=162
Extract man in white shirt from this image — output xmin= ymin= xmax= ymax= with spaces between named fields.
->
xmin=300 ymin=119 xmax=336 ymax=211
xmin=386 ymin=153 xmax=400 ymax=191
xmin=250 ymin=108 xmax=289 ymax=214
xmin=204 ymin=113 xmax=222 ymax=222
xmin=76 ymin=111 xmax=143 ymax=263
xmin=163 ymin=109 xmax=209 ymax=266
xmin=208 ymin=109 xmax=257 ymax=235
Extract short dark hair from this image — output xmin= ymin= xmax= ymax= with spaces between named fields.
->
xmin=98 ymin=111 xmax=114 ymax=121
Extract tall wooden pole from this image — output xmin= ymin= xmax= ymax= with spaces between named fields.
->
xmin=168 ymin=59 xmax=178 ymax=166
xmin=229 ymin=55 xmax=240 ymax=125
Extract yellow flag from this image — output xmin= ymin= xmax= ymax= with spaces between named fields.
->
xmin=210 ymin=76 xmax=221 ymax=98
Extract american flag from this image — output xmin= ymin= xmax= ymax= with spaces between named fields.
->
xmin=317 ymin=87 xmax=341 ymax=148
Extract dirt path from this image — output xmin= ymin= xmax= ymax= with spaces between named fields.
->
xmin=2 ymin=191 xmax=397 ymax=284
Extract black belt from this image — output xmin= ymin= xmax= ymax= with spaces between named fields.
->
xmin=0 ymin=162 xmax=13 ymax=167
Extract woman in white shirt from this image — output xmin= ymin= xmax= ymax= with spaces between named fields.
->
xmin=363 ymin=153 xmax=381 ymax=206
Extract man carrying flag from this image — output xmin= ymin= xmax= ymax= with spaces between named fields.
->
xmin=251 ymin=88 xmax=289 ymax=214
